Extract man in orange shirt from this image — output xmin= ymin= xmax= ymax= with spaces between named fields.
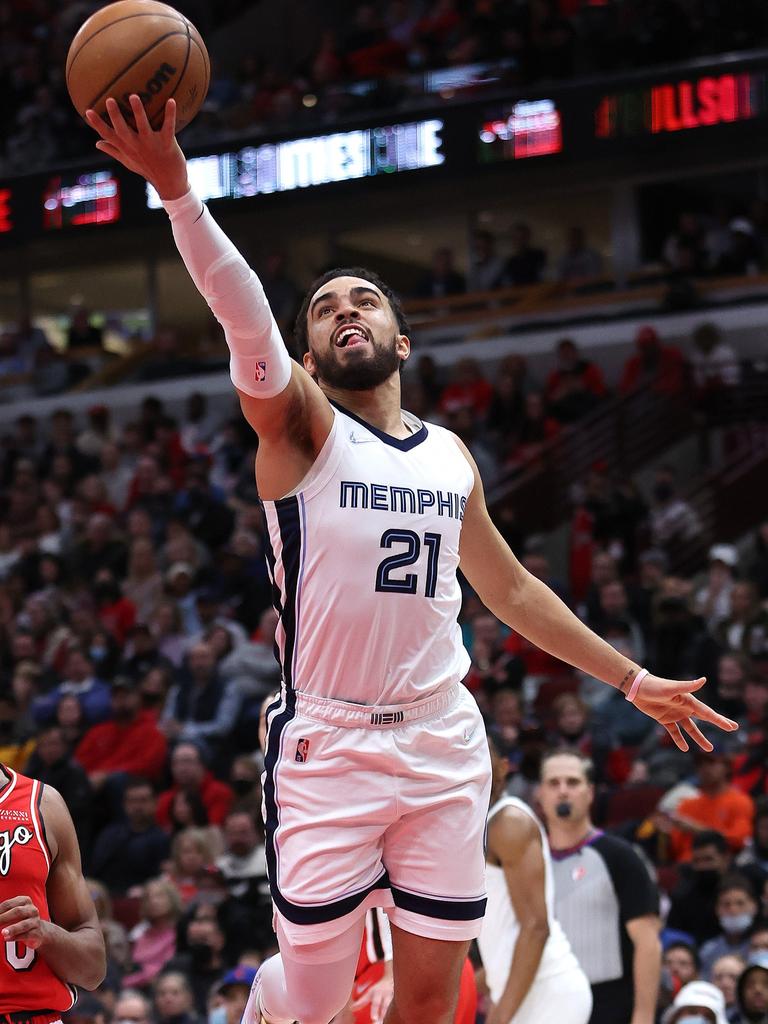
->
xmin=661 ymin=749 xmax=754 ymax=861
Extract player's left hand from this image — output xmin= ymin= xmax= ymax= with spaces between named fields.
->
xmin=632 ymin=674 xmax=738 ymax=751
xmin=0 ymin=896 xmax=50 ymax=948
xmin=351 ymin=976 xmax=394 ymax=1024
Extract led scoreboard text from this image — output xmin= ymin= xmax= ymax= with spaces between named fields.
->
xmin=595 ymin=71 xmax=764 ymax=138
xmin=146 ymin=118 xmax=445 ymax=208
xmin=42 ymin=171 xmax=121 ymax=229
xmin=479 ymin=100 xmax=563 ymax=160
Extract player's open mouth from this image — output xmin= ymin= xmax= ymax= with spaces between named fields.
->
xmin=334 ymin=324 xmax=370 ymax=348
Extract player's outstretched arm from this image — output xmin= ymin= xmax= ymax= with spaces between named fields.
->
xmin=0 ymin=786 xmax=105 ymax=989
xmin=455 ymin=439 xmax=737 ymax=751
xmin=85 ymin=96 xmax=332 ymax=483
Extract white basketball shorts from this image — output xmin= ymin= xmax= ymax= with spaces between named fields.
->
xmin=262 ymin=682 xmax=491 ymax=947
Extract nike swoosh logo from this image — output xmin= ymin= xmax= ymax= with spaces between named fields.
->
xmin=349 ymin=432 xmax=376 ymax=444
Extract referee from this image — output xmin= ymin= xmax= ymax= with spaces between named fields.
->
xmin=537 ymin=750 xmax=662 ymax=1024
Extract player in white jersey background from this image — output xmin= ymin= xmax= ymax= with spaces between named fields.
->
xmin=88 ymin=95 xmax=738 ymax=1024
xmin=479 ymin=735 xmax=591 ymax=1024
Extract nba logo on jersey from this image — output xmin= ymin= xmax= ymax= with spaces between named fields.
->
xmin=255 ymin=361 xmax=267 ymax=382
xmin=295 ymin=738 xmax=310 ymax=763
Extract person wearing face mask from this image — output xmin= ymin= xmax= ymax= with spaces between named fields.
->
xmin=211 ymin=965 xmax=258 ymax=1024
xmin=699 ymin=876 xmax=760 ymax=977
xmin=166 ymin=903 xmax=231 ymax=1016
xmin=667 ymin=832 xmax=734 ymax=946
xmin=662 ymin=979 xmax=729 ymax=1024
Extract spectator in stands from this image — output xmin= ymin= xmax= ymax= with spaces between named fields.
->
xmin=31 ymin=645 xmax=111 ymax=726
xmin=664 ymin=941 xmax=701 ymax=992
xmin=153 ymin=971 xmax=199 ymax=1024
xmin=168 ymin=902 xmax=230 ymax=1015
xmin=547 ymin=693 xmax=593 ymax=755
xmin=736 ymin=960 xmax=768 ymax=1024
xmin=620 ymin=326 xmax=687 ymax=396
xmin=664 ymin=979 xmax=729 ymax=1024
xmin=716 ymin=218 xmax=762 ymax=277
xmin=464 ymin=611 xmax=523 ymax=695
xmin=467 ymin=229 xmax=506 ymax=292
xmin=507 ymin=391 xmax=560 ymax=466
xmin=0 ymin=691 xmax=35 ymax=769
xmin=215 ymin=966 xmax=258 ymax=1024
xmin=163 ymin=828 xmax=217 ymax=908
xmin=556 ymin=226 xmax=604 ymax=284
xmin=121 ymin=624 xmax=172 ymax=683
xmin=90 ymin=776 xmax=171 ymax=895
xmin=69 ymin=513 xmax=127 ymax=582
xmin=712 ymin=653 xmax=749 ymax=723
xmin=174 ymin=462 xmax=234 ymax=551
xmin=649 ymin=466 xmax=703 ymax=555
xmin=545 ymin=338 xmax=607 ymax=424
xmin=735 ymin=797 xmax=768 ymax=882
xmin=74 ymin=675 xmax=168 ymax=789
xmin=215 ymin=810 xmax=269 ymax=937
xmin=748 ymin=522 xmax=768 ymax=600
xmin=710 ymin=953 xmax=746 ymax=1022
xmin=138 ymin=327 xmax=200 ymax=382
xmin=667 ymin=831 xmax=734 ymax=946
xmin=439 ymin=358 xmax=493 ymax=418
xmin=123 ymin=878 xmax=182 ymax=988
xmin=156 ymin=741 xmax=234 ymax=829
xmin=94 ymin=568 xmax=137 ymax=645
xmin=662 ymin=212 xmax=709 ymax=275
xmin=590 ymin=579 xmax=646 ymax=660
xmin=259 ymin=252 xmax=298 ymax=337
xmin=717 ymin=583 xmax=768 ymax=661
xmin=124 ymin=538 xmax=164 ymax=623
xmin=415 ymin=246 xmax=465 ymax=299
xmin=664 ymin=750 xmax=754 ymax=862
xmin=161 ymin=642 xmax=241 ymax=748
xmin=113 ymin=990 xmax=153 ymax=1024
xmin=504 ymin=221 xmax=547 ymax=285
xmin=691 ymin=323 xmax=742 ymax=395
xmin=696 ymin=545 xmax=739 ymax=632
xmin=25 ymin=723 xmax=93 ymax=851
xmin=699 ymin=875 xmax=760 ymax=977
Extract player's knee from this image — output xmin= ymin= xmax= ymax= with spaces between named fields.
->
xmin=392 ymin=989 xmax=456 ymax=1024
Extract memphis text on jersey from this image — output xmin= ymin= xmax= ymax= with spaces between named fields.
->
xmin=339 ymin=481 xmax=467 ymax=520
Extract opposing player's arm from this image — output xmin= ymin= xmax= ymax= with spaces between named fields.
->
xmin=85 ymin=96 xmax=333 ymax=490
xmin=454 ymin=437 xmax=738 ymax=750
xmin=486 ymin=808 xmax=549 ymax=1024
xmin=0 ymin=786 xmax=105 ymax=989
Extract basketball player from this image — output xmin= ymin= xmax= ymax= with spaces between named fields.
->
xmin=479 ymin=736 xmax=591 ymax=1024
xmin=0 ymin=763 xmax=106 ymax=1020
xmin=86 ymin=94 xmax=737 ymax=1024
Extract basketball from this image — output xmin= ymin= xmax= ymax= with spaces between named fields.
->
xmin=65 ymin=0 xmax=210 ymax=133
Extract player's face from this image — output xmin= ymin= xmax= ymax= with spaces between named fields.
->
xmin=303 ymin=276 xmax=409 ymax=391
xmin=537 ymin=754 xmax=594 ymax=826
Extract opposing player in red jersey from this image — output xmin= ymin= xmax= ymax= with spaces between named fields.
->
xmin=0 ymin=763 xmax=106 ymax=1019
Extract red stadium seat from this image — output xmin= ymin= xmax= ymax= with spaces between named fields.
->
xmin=603 ymin=785 xmax=665 ymax=828
xmin=111 ymin=895 xmax=142 ymax=930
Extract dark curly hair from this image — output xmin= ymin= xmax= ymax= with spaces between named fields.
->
xmin=293 ymin=266 xmax=410 ymax=356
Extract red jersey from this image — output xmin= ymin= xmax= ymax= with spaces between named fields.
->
xmin=0 ymin=767 xmax=76 ymax=1014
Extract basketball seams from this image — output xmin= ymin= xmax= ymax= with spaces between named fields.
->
xmin=188 ymin=35 xmax=210 ymax=94
xmin=164 ymin=17 xmax=191 ymax=112
xmin=84 ymin=30 xmax=188 ymax=112
xmin=66 ymin=11 xmax=185 ymax=82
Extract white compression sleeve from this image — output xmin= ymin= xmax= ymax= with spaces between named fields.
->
xmin=162 ymin=187 xmax=292 ymax=399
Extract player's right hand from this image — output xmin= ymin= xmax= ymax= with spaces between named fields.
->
xmin=85 ymin=95 xmax=190 ymax=201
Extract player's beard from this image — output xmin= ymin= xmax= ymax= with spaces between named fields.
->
xmin=312 ymin=333 xmax=402 ymax=391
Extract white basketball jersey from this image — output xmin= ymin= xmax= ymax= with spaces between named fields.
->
xmin=261 ymin=403 xmax=473 ymax=705
xmin=479 ymin=796 xmax=581 ymax=1002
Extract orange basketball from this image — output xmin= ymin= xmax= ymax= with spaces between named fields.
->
xmin=66 ymin=0 xmax=210 ymax=132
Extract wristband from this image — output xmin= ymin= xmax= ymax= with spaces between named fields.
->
xmin=625 ymin=668 xmax=648 ymax=704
